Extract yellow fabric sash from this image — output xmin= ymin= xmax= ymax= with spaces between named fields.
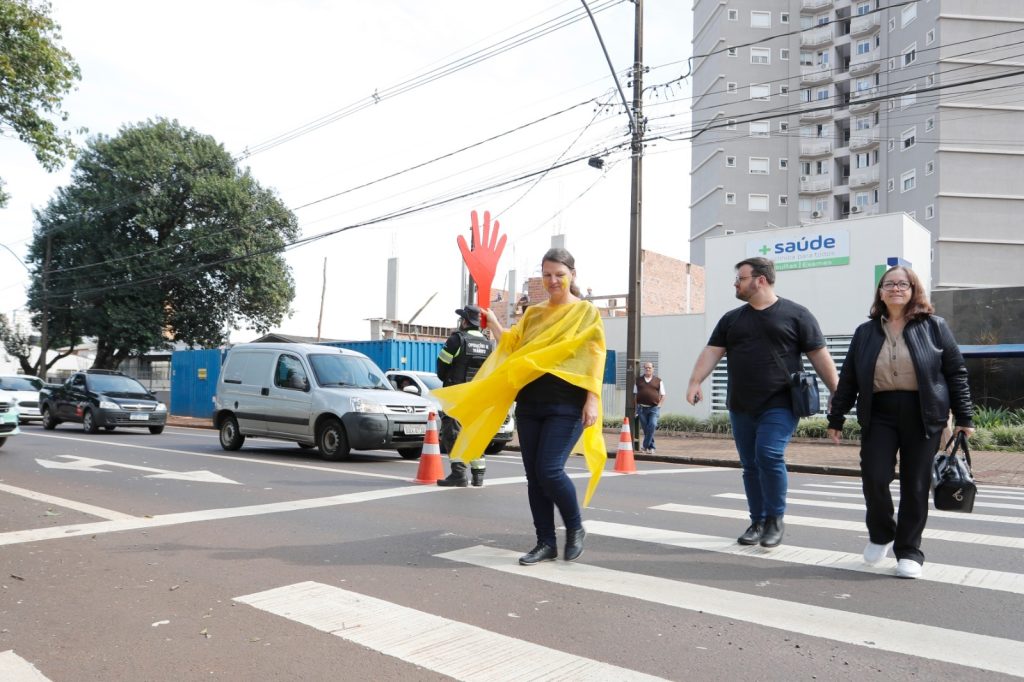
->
xmin=433 ymin=299 xmax=607 ymax=506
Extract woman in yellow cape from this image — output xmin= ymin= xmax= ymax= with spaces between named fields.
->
xmin=434 ymin=248 xmax=607 ymax=566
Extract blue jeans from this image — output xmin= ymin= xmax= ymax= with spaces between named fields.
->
xmin=515 ymin=401 xmax=584 ymax=547
xmin=729 ymin=408 xmax=798 ymax=522
xmin=637 ymin=405 xmax=660 ymax=451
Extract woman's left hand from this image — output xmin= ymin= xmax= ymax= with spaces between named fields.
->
xmin=582 ymin=393 xmax=599 ymax=428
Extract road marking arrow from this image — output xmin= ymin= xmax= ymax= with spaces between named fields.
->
xmin=36 ymin=456 xmax=240 ymax=485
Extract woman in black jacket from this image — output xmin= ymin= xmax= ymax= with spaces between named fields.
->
xmin=826 ymin=266 xmax=974 ymax=579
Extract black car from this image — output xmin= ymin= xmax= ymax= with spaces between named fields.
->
xmin=39 ymin=370 xmax=168 ymax=434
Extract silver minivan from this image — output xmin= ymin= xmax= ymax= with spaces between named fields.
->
xmin=213 ymin=343 xmax=433 ymax=460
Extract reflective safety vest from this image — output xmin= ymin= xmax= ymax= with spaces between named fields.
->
xmin=444 ymin=330 xmax=492 ymax=385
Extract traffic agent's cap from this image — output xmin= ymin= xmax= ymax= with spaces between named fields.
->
xmin=455 ymin=304 xmax=482 ymax=327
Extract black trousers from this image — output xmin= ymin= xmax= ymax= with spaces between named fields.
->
xmin=859 ymin=391 xmax=941 ymax=564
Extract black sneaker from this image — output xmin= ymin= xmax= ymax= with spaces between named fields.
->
xmin=470 ymin=468 xmax=485 ymax=487
xmin=518 ymin=543 xmax=557 ymax=566
xmin=760 ymin=516 xmax=785 ymax=548
xmin=737 ymin=522 xmax=764 ymax=545
xmin=564 ymin=527 xmax=586 ymax=562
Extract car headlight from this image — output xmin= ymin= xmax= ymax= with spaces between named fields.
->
xmin=155 ymin=403 xmax=167 ymax=412
xmin=351 ymin=397 xmax=386 ymax=414
xmin=99 ymin=400 xmax=119 ymax=410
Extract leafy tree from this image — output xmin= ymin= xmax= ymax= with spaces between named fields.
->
xmin=0 ymin=0 xmax=81 ymax=206
xmin=0 ymin=311 xmax=77 ymax=378
xmin=26 ymin=118 xmax=298 ymax=369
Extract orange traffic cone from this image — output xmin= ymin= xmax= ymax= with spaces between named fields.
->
xmin=614 ymin=417 xmax=637 ymax=474
xmin=413 ymin=412 xmax=444 ymax=484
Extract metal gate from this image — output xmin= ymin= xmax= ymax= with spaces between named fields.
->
xmin=170 ymin=349 xmax=224 ymax=418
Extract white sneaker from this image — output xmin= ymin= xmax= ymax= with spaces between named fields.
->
xmin=896 ymin=558 xmax=923 ymax=579
xmin=863 ymin=541 xmax=893 ymax=566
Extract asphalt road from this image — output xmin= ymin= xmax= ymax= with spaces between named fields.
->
xmin=2 ymin=424 xmax=1022 ymax=681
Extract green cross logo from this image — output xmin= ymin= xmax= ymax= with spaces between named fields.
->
xmin=758 ymin=244 xmax=771 ymax=255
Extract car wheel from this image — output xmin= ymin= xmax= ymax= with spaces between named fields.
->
xmin=317 ymin=418 xmax=350 ymax=461
xmin=297 ymin=442 xmax=316 ymax=450
xmin=41 ymin=407 xmax=58 ymax=430
xmin=484 ymin=442 xmax=506 ymax=455
xmin=104 ymin=426 xmax=116 ymax=432
xmin=219 ymin=416 xmax=245 ymax=451
xmin=83 ymin=410 xmax=99 ymax=434
xmin=397 ymin=447 xmax=422 ymax=460
xmin=148 ymin=426 xmax=165 ymax=435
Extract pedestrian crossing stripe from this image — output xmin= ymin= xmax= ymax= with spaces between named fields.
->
xmin=0 ymin=650 xmax=51 ymax=681
xmin=715 ymin=493 xmax=1024 ymax=525
xmin=235 ymin=581 xmax=667 ymax=681
xmin=804 ymin=483 xmax=1024 ymax=501
xmin=651 ymin=503 xmax=1024 ymax=550
xmin=438 ymin=546 xmax=1024 ymax=678
xmin=781 ymin=488 xmax=1024 ymax=511
xmin=584 ymin=520 xmax=1024 ymax=595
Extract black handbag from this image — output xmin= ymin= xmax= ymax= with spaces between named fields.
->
xmin=932 ymin=431 xmax=976 ymax=513
xmin=765 ymin=339 xmax=820 ymax=418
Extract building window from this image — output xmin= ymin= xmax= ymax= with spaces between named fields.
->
xmin=751 ymin=47 xmax=771 ymax=65
xmin=751 ymin=11 xmax=771 ymax=28
xmin=816 ymin=87 xmax=830 ymax=101
xmin=750 ymin=83 xmax=771 ymax=100
xmin=779 ymin=195 xmax=789 ymax=206
xmin=855 ymin=192 xmax=870 ymax=208
xmin=780 ymin=12 xmax=789 ymax=24
xmin=779 ymin=121 xmax=789 ymax=132
xmin=800 ymin=51 xmax=814 ymax=66
xmin=925 ymin=204 xmax=934 ymax=219
xmin=779 ymin=158 xmax=789 ymax=169
xmin=780 ymin=84 xmax=790 ymax=96
xmin=901 ymin=169 xmax=916 ymax=193
xmin=727 ymin=119 xmax=737 ymax=130
xmin=780 ymin=48 xmax=790 ymax=61
xmin=901 ymin=127 xmax=917 ymax=150
xmin=902 ymin=3 xmax=917 ymax=27
xmin=901 ymin=87 xmax=917 ymax=109
xmin=750 ymin=121 xmax=770 ymax=137
xmin=902 ymin=43 xmax=917 ymax=68
xmin=888 ymin=57 xmax=896 ymax=71
xmin=727 ymin=9 xmax=738 ymax=21
xmin=888 ymin=178 xmax=895 ymax=192
xmin=926 ymin=29 xmax=935 ymax=45
xmin=889 ymin=17 xmax=896 ymax=32
xmin=856 ymin=40 xmax=871 ymax=55
xmin=749 ymin=157 xmax=770 ymax=175
xmin=726 ymin=155 xmax=736 ymax=167
xmin=887 ymin=138 xmax=895 ymax=151
xmin=748 ymin=193 xmax=770 ymax=211
xmin=727 ymin=47 xmax=738 ymax=57
xmin=925 ymin=160 xmax=935 ymax=175
xmin=857 ymin=2 xmax=871 ymax=16
xmin=727 ymin=82 xmax=738 ymax=94
xmin=725 ymin=192 xmax=736 ymax=204
xmin=800 ymin=161 xmax=811 ymax=175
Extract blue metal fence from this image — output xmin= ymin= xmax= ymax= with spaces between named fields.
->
xmin=318 ymin=340 xmax=444 ymax=373
xmin=170 ymin=349 xmax=223 ymax=418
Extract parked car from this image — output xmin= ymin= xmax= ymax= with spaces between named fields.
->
xmin=39 ymin=370 xmax=167 ymax=434
xmin=0 ymin=397 xmax=20 ymax=447
xmin=0 ymin=375 xmax=45 ymax=424
xmin=213 ymin=343 xmax=433 ymax=461
xmin=383 ymin=369 xmax=515 ymax=455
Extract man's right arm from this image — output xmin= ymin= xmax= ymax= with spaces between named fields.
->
xmin=687 ymin=346 xmax=726 ymax=405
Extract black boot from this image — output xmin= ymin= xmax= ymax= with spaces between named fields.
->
xmin=470 ymin=468 xmax=485 ymax=487
xmin=737 ymin=521 xmax=764 ymax=546
xmin=518 ymin=542 xmax=557 ymax=566
xmin=564 ymin=527 xmax=586 ymax=562
xmin=436 ymin=461 xmax=468 ymax=487
xmin=760 ymin=516 xmax=785 ymax=548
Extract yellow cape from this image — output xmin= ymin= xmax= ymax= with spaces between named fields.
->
xmin=433 ymin=299 xmax=607 ymax=506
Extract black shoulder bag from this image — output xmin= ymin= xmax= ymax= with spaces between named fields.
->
xmin=753 ymin=310 xmax=820 ymax=418
xmin=932 ymin=431 xmax=976 ymax=513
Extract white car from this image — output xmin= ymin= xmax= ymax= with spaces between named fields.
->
xmin=0 ymin=397 xmax=20 ymax=447
xmin=384 ymin=369 xmax=515 ymax=455
xmin=0 ymin=375 xmax=44 ymax=424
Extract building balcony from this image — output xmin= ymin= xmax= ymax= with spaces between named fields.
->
xmin=849 ymin=88 xmax=880 ymax=113
xmin=800 ymin=65 xmax=834 ymax=86
xmin=848 ymin=204 xmax=879 ymax=216
xmin=799 ymin=175 xmax=833 ymax=193
xmin=800 ymin=209 xmax=831 ymax=222
xmin=850 ymin=49 xmax=881 ymax=75
xmin=800 ymin=139 xmax=833 ymax=157
xmin=801 ymin=0 xmax=833 ymax=11
xmin=849 ymin=167 xmax=880 ymax=187
xmin=850 ymin=13 xmax=881 ymax=37
xmin=799 ymin=101 xmax=834 ymax=122
xmin=849 ymin=128 xmax=880 ymax=151
xmin=801 ymin=26 xmax=834 ymax=48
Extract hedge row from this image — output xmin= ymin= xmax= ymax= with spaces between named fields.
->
xmin=605 ymin=414 xmax=1024 ymax=451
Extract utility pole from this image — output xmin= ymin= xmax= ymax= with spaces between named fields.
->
xmin=624 ymin=0 xmax=644 ymax=450
xmin=316 ymin=257 xmax=326 ymax=342
xmin=39 ymin=234 xmax=52 ymax=382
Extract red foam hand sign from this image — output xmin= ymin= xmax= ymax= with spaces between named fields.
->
xmin=457 ymin=210 xmax=506 ymax=328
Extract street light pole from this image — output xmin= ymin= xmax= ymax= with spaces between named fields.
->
xmin=624 ymin=0 xmax=644 ymax=449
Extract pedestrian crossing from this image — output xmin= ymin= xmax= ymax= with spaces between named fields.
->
xmin=234 ymin=477 xmax=1024 ymax=680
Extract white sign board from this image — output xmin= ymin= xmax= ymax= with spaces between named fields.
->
xmin=746 ymin=229 xmax=850 ymax=271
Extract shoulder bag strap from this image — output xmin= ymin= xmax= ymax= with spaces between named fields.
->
xmin=943 ymin=431 xmax=973 ymax=471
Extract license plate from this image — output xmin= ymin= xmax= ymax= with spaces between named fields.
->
xmin=402 ymin=424 xmax=425 ymax=435
xmin=129 ymin=413 xmax=149 ymax=421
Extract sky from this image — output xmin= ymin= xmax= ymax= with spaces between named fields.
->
xmin=0 ymin=0 xmax=694 ymax=342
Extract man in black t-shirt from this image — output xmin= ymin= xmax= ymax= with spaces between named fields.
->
xmin=686 ymin=257 xmax=838 ymax=549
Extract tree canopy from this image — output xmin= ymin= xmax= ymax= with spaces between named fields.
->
xmin=0 ymin=0 xmax=81 ymax=206
xmin=25 ymin=118 xmax=299 ymax=369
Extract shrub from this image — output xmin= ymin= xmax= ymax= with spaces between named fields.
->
xmin=967 ymin=429 xmax=995 ymax=451
xmin=703 ymin=413 xmax=733 ymax=434
xmin=796 ymin=417 xmax=830 ymax=439
xmin=988 ymin=425 xmax=1024 ymax=450
xmin=659 ymin=414 xmax=702 ymax=432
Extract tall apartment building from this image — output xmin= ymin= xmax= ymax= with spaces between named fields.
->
xmin=689 ymin=0 xmax=1024 ymax=288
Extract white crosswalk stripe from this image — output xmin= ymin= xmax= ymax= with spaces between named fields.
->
xmin=714 ymin=493 xmax=1024 ymax=524
xmin=804 ymin=482 xmax=1024 ymax=501
xmin=437 ymin=546 xmax=1024 ymax=678
xmin=584 ymin=520 xmax=1024 ymax=595
xmin=235 ymin=581 xmax=667 ymax=681
xmin=781 ymin=487 xmax=1024 ymax=511
xmin=0 ymin=651 xmax=51 ymax=681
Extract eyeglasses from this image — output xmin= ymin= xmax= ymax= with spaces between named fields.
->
xmin=734 ymin=275 xmax=757 ymax=284
xmin=881 ymin=281 xmax=912 ymax=291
